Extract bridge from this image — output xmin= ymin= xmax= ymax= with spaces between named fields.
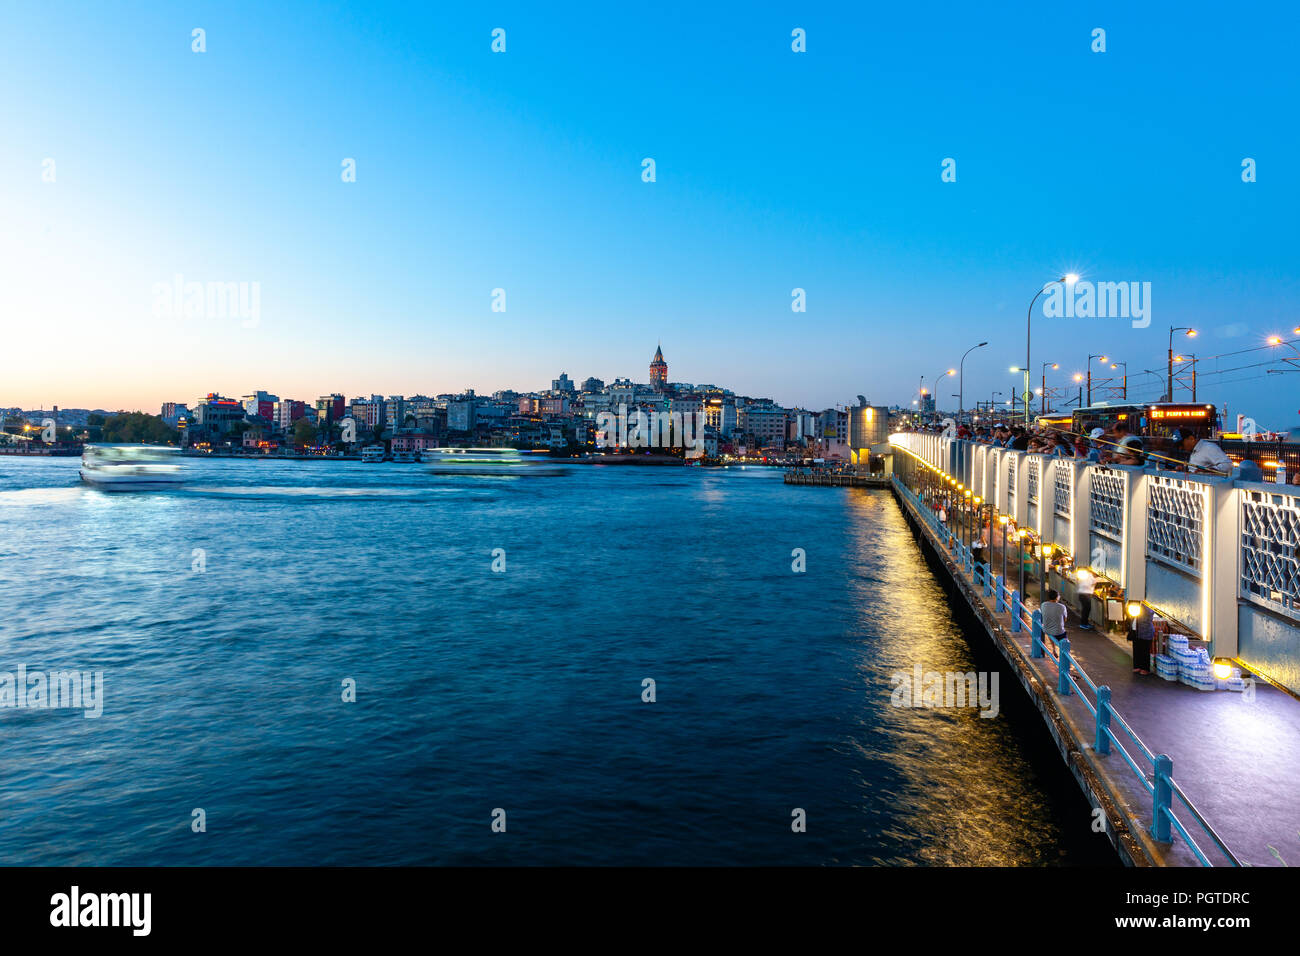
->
xmin=888 ymin=431 xmax=1300 ymax=867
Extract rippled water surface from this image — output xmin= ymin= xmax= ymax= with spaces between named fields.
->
xmin=0 ymin=457 xmax=1114 ymax=865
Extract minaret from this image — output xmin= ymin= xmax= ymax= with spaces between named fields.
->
xmin=649 ymin=344 xmax=668 ymax=390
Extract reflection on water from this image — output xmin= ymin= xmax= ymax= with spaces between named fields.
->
xmin=0 ymin=457 xmax=1114 ymax=865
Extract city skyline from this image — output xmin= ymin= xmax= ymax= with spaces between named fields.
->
xmin=3 ymin=3 xmax=1298 ymax=423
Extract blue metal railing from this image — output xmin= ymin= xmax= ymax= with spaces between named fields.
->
xmin=890 ymin=449 xmax=1239 ymax=867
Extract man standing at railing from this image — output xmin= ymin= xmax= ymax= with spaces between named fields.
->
xmin=1042 ymin=589 xmax=1068 ymax=642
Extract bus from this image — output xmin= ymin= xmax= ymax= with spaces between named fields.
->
xmin=1031 ymin=403 xmax=1221 ymax=466
xmin=1072 ymin=403 xmax=1219 ymax=440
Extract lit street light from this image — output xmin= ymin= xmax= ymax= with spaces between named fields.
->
xmin=931 ymin=368 xmax=956 ymax=419
xmin=1024 ymin=274 xmax=1078 ymax=424
xmin=1167 ymin=327 xmax=1197 ymax=401
xmin=1109 ymin=360 xmax=1128 ymax=400
xmin=1040 ymin=361 xmax=1058 ymax=414
xmin=958 ymin=342 xmax=988 ymax=424
xmin=1173 ymin=353 xmax=1198 ymax=400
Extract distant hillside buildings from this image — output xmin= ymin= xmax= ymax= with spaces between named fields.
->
xmin=149 ymin=345 xmax=893 ymax=459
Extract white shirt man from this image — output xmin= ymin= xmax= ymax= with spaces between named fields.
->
xmin=1075 ymin=567 xmax=1095 ymax=596
xmin=1074 ymin=567 xmax=1096 ymax=630
xmin=1188 ymin=439 xmax=1232 ymax=476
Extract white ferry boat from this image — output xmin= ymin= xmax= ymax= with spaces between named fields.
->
xmin=80 ymin=445 xmax=185 ymax=489
xmin=360 ymin=445 xmax=386 ymax=463
xmin=423 ymin=447 xmax=568 ymax=476
xmin=392 ymin=450 xmax=419 ymax=463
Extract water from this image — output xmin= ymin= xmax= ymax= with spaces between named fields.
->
xmin=0 ymin=456 xmax=1114 ymax=865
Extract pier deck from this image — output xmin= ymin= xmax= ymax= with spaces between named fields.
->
xmin=891 ymin=480 xmax=1300 ymax=867
xmin=784 ymin=471 xmax=891 ymax=488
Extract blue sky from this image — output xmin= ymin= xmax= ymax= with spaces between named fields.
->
xmin=2 ymin=2 xmax=1298 ymax=427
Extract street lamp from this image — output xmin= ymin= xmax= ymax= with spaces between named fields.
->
xmin=1025 ymin=275 xmax=1079 ymax=424
xmin=931 ymin=369 xmax=956 ymax=418
xmin=999 ymin=514 xmax=1010 ymax=583
xmin=1040 ymin=361 xmax=1058 ymax=414
xmin=1017 ymin=529 xmax=1028 ymax=595
xmin=1167 ymin=327 xmax=1197 ymax=401
xmin=1172 ymin=353 xmax=1197 ymax=399
xmin=1109 ymin=361 xmax=1128 ymax=400
xmin=1083 ymin=354 xmax=1110 ymax=406
xmin=958 ymin=342 xmax=988 ymax=424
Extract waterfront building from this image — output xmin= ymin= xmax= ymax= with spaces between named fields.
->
xmin=192 ymin=394 xmax=247 ymax=435
xmin=737 ymin=403 xmax=789 ymax=446
xmin=161 ymin=402 xmax=190 ymax=427
xmin=669 ymin=396 xmax=704 ymax=421
xmin=448 ymin=400 xmax=477 ymax=432
xmin=790 ymin=409 xmax=819 ymax=442
xmin=274 ymin=399 xmax=307 ymax=431
xmin=539 ymin=396 xmax=569 ymax=416
xmin=241 ymin=391 xmax=278 ymax=420
xmin=383 ymin=396 xmax=408 ymax=428
xmin=704 ymin=397 xmax=737 ymax=437
xmin=316 ymin=394 xmax=345 ymax=425
xmin=848 ymin=404 xmax=890 ymax=465
xmin=389 ymin=432 xmax=441 ymax=454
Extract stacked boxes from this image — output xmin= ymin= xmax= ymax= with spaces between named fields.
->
xmin=1154 ymin=653 xmax=1179 ymax=681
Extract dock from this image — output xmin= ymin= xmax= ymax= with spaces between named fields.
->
xmin=783 ymin=470 xmax=891 ymax=488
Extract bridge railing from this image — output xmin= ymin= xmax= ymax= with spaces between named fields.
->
xmin=890 ymin=437 xmax=1240 ymax=866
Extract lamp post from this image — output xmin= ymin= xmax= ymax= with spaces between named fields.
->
xmin=1173 ymin=353 xmax=1197 ymax=400
xmin=1025 ymin=275 xmax=1079 ymax=424
xmin=1085 ymin=353 xmax=1108 ymax=407
xmin=958 ymin=342 xmax=988 ymax=424
xmin=1017 ymin=529 xmax=1027 ymax=595
xmin=1040 ymin=361 xmax=1058 ymax=414
xmin=931 ymin=368 xmax=956 ymax=419
xmin=1109 ymin=361 xmax=1128 ymax=400
xmin=999 ymin=515 xmax=1010 ymax=583
xmin=989 ymin=391 xmax=1003 ymax=420
xmin=1267 ymin=335 xmax=1300 ymax=372
xmin=1168 ymin=327 xmax=1197 ymax=401
xmin=963 ymin=489 xmax=972 ymax=552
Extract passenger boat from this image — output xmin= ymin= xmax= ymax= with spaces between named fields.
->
xmin=360 ymin=445 xmax=386 ymax=463
xmin=79 ymin=445 xmax=185 ymax=489
xmin=391 ymin=450 xmax=419 ymax=463
xmin=423 ymin=447 xmax=568 ymax=476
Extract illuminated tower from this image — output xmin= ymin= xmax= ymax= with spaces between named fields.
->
xmin=649 ymin=344 xmax=668 ymax=390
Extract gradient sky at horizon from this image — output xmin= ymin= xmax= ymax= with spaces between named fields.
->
xmin=3 ymin=2 xmax=1298 ymax=426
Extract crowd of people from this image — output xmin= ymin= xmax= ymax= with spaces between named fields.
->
xmin=902 ymin=419 xmax=1251 ymax=478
